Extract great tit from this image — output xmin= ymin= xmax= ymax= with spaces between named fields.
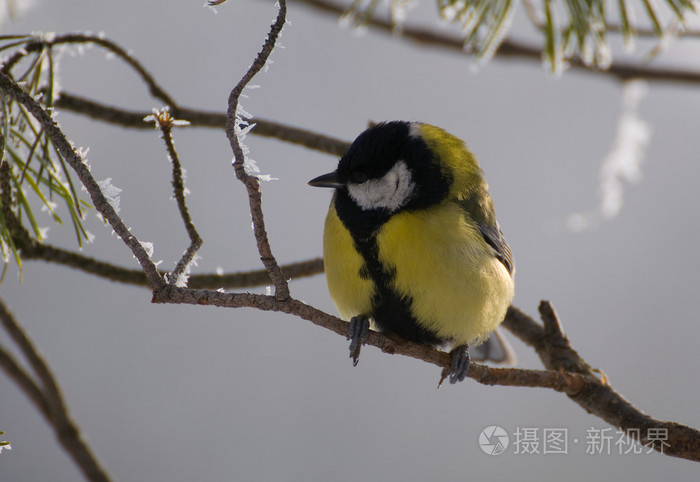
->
xmin=309 ymin=121 xmax=514 ymax=384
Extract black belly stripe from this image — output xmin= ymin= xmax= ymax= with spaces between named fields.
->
xmin=352 ymin=235 xmax=443 ymax=346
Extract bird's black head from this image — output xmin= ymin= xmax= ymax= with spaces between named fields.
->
xmin=309 ymin=121 xmax=451 ymax=238
xmin=337 ymin=121 xmax=416 ymax=189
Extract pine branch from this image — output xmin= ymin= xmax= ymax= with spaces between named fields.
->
xmin=0 ymin=72 xmax=166 ymax=290
xmin=294 ymin=0 xmax=700 ymax=85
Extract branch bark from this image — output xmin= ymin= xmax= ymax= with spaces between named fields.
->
xmin=149 ymin=285 xmax=700 ymax=461
xmin=504 ymin=303 xmax=700 ymax=459
xmin=224 ymin=0 xmax=290 ymax=301
xmin=0 ymin=298 xmax=112 ymax=482
xmin=0 ymin=72 xmax=166 ymax=291
xmin=53 ymin=92 xmax=351 ymax=156
xmin=146 ymin=109 xmax=203 ymax=285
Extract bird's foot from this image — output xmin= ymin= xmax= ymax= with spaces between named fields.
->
xmin=439 ymin=344 xmax=471 ymax=387
xmin=347 ymin=315 xmax=370 ymax=366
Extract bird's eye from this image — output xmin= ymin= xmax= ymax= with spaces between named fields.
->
xmin=352 ymin=173 xmax=368 ymax=184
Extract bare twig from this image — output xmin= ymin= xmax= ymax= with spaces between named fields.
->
xmin=17 ymin=236 xmax=324 ymax=288
xmin=0 ymin=72 xmax=166 ymax=291
xmin=294 ymin=0 xmax=700 ymax=85
xmin=150 ymin=286 xmax=700 ymax=461
xmin=54 ymin=92 xmax=351 ymax=156
xmin=149 ymin=286 xmax=582 ymax=394
xmin=0 ymin=298 xmax=112 ymax=482
xmin=1 ymin=33 xmax=177 ymax=107
xmin=224 ymin=0 xmax=290 ymax=301
xmin=146 ymin=108 xmax=203 ymax=286
xmin=0 ymin=344 xmax=50 ymax=418
xmin=0 ymin=178 xmax=323 ymax=287
xmin=187 ymin=257 xmax=323 ymax=289
xmin=503 ymin=305 xmax=594 ymax=375
xmin=504 ymin=302 xmax=700 ymax=459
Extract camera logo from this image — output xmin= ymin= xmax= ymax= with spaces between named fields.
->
xmin=479 ymin=426 xmax=509 ymax=455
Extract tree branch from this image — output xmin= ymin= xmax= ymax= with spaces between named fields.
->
xmin=18 ymin=237 xmax=324 ymax=289
xmin=2 ymin=32 xmax=350 ymax=157
xmin=53 ymin=92 xmax=351 ymax=156
xmin=0 ymin=297 xmax=112 ymax=482
xmin=0 ymin=343 xmax=51 ymax=419
xmin=504 ymin=302 xmax=700 ymax=460
xmin=224 ymin=0 xmax=290 ymax=301
xmin=294 ymin=0 xmax=700 ymax=85
xmin=1 ymin=33 xmax=177 ymax=107
xmin=0 ymin=72 xmax=167 ymax=291
xmin=0 ymin=169 xmax=324 ymax=288
xmin=149 ymin=286 xmax=700 ymax=461
xmin=149 ymin=286 xmax=583 ymax=392
xmin=145 ymin=108 xmax=203 ymax=286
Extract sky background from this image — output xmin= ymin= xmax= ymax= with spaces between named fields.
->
xmin=1 ymin=0 xmax=700 ymax=480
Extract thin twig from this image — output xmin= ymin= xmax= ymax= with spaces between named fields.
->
xmin=1 ymin=33 xmax=177 ymax=107
xmin=0 ymin=298 xmax=112 ymax=482
xmin=150 ymin=285 xmax=700 ymax=460
xmin=1 ymin=183 xmax=323 ymax=287
xmin=187 ymin=257 xmax=323 ymax=289
xmin=294 ymin=0 xmax=700 ymax=85
xmin=54 ymin=92 xmax=351 ymax=156
xmin=0 ymin=344 xmax=51 ymax=418
xmin=225 ymin=0 xmax=290 ymax=301
xmin=0 ymin=72 xmax=166 ymax=291
xmin=503 ymin=304 xmax=594 ymax=375
xmin=17 ymin=236 xmax=324 ymax=288
xmin=147 ymin=108 xmax=203 ymax=286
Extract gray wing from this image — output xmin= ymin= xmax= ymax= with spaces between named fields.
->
xmin=478 ymin=221 xmax=514 ymax=276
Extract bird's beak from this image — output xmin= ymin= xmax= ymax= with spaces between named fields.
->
xmin=308 ymin=171 xmax=344 ymax=188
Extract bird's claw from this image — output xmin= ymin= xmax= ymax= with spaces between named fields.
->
xmin=348 ymin=315 xmax=370 ymax=366
xmin=439 ymin=344 xmax=471 ymax=387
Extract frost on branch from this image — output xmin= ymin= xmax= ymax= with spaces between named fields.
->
xmin=96 ymin=177 xmax=122 ymax=214
xmin=143 ymin=107 xmax=191 ymax=130
xmin=233 ymin=106 xmax=277 ymax=181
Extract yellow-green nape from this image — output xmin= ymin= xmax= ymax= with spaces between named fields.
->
xmin=415 ymin=123 xmax=487 ymax=197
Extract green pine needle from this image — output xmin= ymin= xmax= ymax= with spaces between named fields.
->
xmin=0 ymin=35 xmax=93 ymax=271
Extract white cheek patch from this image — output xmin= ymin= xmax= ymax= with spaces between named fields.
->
xmin=347 ymin=161 xmax=415 ymax=212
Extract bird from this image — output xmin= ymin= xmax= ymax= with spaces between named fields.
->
xmin=308 ymin=121 xmax=514 ymax=384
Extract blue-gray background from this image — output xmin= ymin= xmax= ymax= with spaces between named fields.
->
xmin=1 ymin=0 xmax=699 ymax=480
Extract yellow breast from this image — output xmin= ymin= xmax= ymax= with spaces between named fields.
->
xmin=322 ymin=203 xmax=374 ymax=320
xmin=322 ymin=198 xmax=513 ymax=346
xmin=374 ymin=201 xmax=514 ymax=346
